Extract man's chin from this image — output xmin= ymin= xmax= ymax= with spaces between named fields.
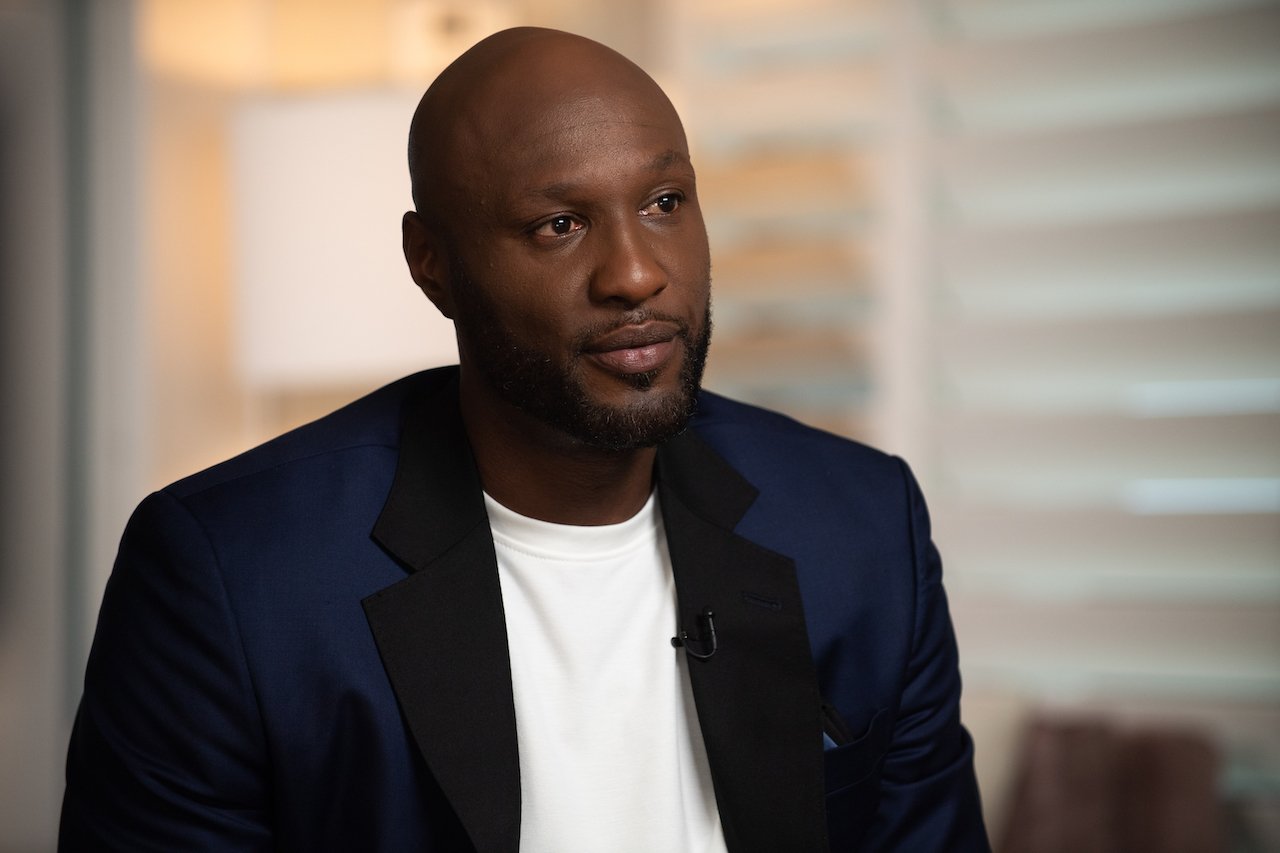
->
xmin=561 ymin=381 xmax=699 ymax=452
xmin=580 ymin=360 xmax=675 ymax=397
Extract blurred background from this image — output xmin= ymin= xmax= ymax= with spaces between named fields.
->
xmin=2 ymin=0 xmax=1278 ymax=849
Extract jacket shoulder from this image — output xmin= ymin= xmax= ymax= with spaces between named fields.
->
xmin=690 ymin=389 xmax=905 ymax=491
xmin=686 ymin=389 xmax=923 ymax=610
xmin=163 ymin=369 xmax=453 ymax=501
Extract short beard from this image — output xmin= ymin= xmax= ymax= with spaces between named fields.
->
xmin=450 ymin=259 xmax=711 ymax=452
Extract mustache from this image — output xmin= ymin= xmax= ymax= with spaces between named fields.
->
xmin=571 ymin=309 xmax=694 ymax=353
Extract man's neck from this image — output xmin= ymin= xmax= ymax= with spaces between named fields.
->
xmin=459 ymin=387 xmax=658 ymax=526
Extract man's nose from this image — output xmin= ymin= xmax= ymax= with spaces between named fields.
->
xmin=589 ymin=219 xmax=668 ymax=306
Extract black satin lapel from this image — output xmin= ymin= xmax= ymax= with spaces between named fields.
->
xmin=363 ymin=526 xmax=519 ymax=853
xmin=371 ymin=371 xmax=482 ymax=571
xmin=364 ymin=375 xmax=520 ymax=853
xmin=658 ymin=432 xmax=828 ymax=853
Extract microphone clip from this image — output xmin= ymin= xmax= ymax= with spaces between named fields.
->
xmin=671 ymin=606 xmax=717 ymax=660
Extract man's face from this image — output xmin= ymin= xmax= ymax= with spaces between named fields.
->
xmin=441 ymin=83 xmax=713 ymax=451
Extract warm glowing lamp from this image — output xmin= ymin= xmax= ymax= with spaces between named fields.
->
xmin=229 ymin=88 xmax=458 ymax=389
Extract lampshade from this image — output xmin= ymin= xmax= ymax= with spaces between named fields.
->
xmin=230 ymin=88 xmax=457 ymax=389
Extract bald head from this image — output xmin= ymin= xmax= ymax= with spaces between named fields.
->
xmin=407 ymin=27 xmax=686 ymax=220
xmin=399 ymin=26 xmax=711 ymax=461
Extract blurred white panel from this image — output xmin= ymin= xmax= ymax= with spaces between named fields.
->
xmin=1126 ymin=379 xmax=1280 ymax=417
xmin=938 ymin=509 xmax=1280 ymax=604
xmin=938 ymin=67 xmax=1280 ymax=137
xmin=954 ymin=601 xmax=1280 ymax=701
xmin=688 ymin=63 xmax=884 ymax=152
xmin=936 ymin=111 xmax=1280 ymax=228
xmin=932 ymin=2 xmax=1280 ymax=133
xmin=691 ymin=3 xmax=884 ymax=70
xmin=935 ymin=312 xmax=1280 ymax=414
xmin=230 ymin=89 xmax=457 ymax=389
xmin=1123 ymin=478 xmax=1280 ymax=515
xmin=938 ymin=211 xmax=1280 ymax=320
xmin=931 ymin=0 xmax=1274 ymax=40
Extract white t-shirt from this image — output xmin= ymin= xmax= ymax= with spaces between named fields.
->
xmin=486 ymin=490 xmax=728 ymax=853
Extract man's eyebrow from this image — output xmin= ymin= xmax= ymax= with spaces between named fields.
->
xmin=526 ymin=150 xmax=693 ymax=200
xmin=647 ymin=149 xmax=689 ymax=172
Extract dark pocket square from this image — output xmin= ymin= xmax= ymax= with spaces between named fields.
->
xmin=823 ymin=707 xmax=891 ymax=851
xmin=823 ymin=707 xmax=890 ymax=794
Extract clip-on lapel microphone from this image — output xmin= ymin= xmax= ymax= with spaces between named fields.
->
xmin=671 ymin=606 xmax=717 ymax=660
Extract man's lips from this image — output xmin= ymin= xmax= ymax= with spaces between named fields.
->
xmin=582 ymin=321 xmax=682 ymax=376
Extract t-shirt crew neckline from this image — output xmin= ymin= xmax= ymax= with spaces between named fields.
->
xmin=482 ymin=489 xmax=659 ymax=562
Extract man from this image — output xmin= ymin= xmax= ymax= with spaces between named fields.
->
xmin=61 ymin=27 xmax=987 ymax=852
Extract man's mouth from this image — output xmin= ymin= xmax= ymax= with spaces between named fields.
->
xmin=582 ymin=321 xmax=682 ymax=376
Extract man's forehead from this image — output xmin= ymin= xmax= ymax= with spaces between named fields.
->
xmin=474 ymin=88 xmax=685 ymax=154
xmin=513 ymin=147 xmax=693 ymax=202
xmin=441 ymin=75 xmax=688 ymax=198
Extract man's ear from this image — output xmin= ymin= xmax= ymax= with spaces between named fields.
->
xmin=402 ymin=210 xmax=455 ymax=319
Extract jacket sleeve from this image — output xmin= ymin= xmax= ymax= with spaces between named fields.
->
xmin=60 ymin=490 xmax=273 ymax=852
xmin=858 ymin=459 xmax=989 ymax=851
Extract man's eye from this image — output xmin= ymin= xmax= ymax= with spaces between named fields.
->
xmin=533 ymin=216 xmax=581 ymax=238
xmin=643 ymin=194 xmax=682 ymax=216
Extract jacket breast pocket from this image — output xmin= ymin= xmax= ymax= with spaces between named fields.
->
xmin=824 ymin=707 xmax=891 ymax=851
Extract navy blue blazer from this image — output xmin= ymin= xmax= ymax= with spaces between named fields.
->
xmin=61 ymin=367 xmax=987 ymax=851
